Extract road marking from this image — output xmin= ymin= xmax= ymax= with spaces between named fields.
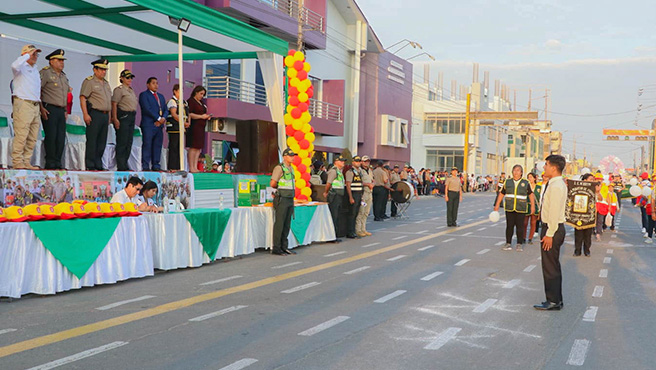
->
xmin=415 ymin=220 xmax=425 ymax=224
xmin=504 ymin=279 xmax=521 ymax=289
xmin=374 ymin=290 xmax=407 ymax=303
xmin=0 ymin=218 xmax=489 ymax=359
xmin=495 ymin=241 xmax=505 ymax=246
xmin=298 ymin=316 xmax=350 ymax=336
xmin=417 ymin=229 xmax=429 ymax=234
xmin=592 ymin=286 xmax=604 ymax=298
xmin=271 ymin=262 xmax=302 ymax=269
xmin=418 ymin=244 xmax=436 ymax=251
xmin=95 ymin=296 xmax=155 ymax=311
xmin=421 ymin=271 xmax=444 ymax=281
xmin=199 ymin=275 xmax=243 ymax=285
xmin=344 ymin=266 xmax=371 ymax=275
xmin=582 ymin=306 xmax=598 ymax=322
xmin=324 ymin=251 xmax=347 ymax=257
xmin=396 ymin=224 xmax=408 ymax=228
xmin=606 ymin=249 xmax=613 ymax=254
xmin=477 ymin=248 xmax=490 ymax=255
xmin=436 ymin=226 xmax=446 ymax=230
xmin=603 ymin=257 xmax=611 ymax=264
xmin=599 ymin=269 xmax=608 ymax=278
xmin=218 ymin=359 xmax=258 ymax=370
xmin=189 ymin=305 xmax=248 ymax=322
xmin=393 ymin=235 xmax=408 ymax=240
xmin=442 ymin=238 xmax=455 ymax=243
xmin=387 ymin=255 xmax=407 ymax=261
xmin=611 ymin=234 xmax=617 ymax=238
xmin=462 ymin=232 xmax=473 ymax=236
xmin=472 ymin=299 xmax=498 ymax=313
xmin=424 ymin=327 xmax=462 ymax=350
xmin=361 ymin=242 xmax=380 ymax=248
xmin=454 ymin=259 xmax=470 ymax=266
xmin=566 ymin=339 xmax=590 ymax=366
xmin=25 ymin=341 xmax=128 ymax=370
xmin=477 ymin=227 xmax=487 ymax=231
xmin=281 ymin=282 xmax=321 ymax=294
xmin=523 ymin=265 xmax=536 ymax=273
xmin=0 ymin=329 xmax=17 ymax=335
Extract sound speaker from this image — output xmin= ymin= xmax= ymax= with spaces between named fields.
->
xmin=235 ymin=119 xmax=279 ymax=173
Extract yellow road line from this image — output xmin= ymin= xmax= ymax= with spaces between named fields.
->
xmin=0 ymin=219 xmax=487 ymax=358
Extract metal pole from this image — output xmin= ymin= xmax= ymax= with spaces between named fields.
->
xmin=178 ymin=28 xmax=185 ymax=171
xmin=464 ymin=93 xmax=471 ymax=173
xmin=297 ymin=0 xmax=304 ymax=51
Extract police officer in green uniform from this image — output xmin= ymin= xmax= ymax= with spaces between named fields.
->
xmin=80 ymin=59 xmax=112 ymax=170
xmin=345 ymin=156 xmax=363 ymax=238
xmin=40 ymin=49 xmax=69 ymax=169
xmin=323 ymin=156 xmax=346 ymax=242
xmin=270 ymin=148 xmax=297 ymax=256
xmin=494 ymin=164 xmax=536 ymax=251
xmin=111 ymin=69 xmax=138 ymax=171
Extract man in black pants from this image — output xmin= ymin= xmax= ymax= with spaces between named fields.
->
xmin=111 ymin=69 xmax=138 ymax=171
xmin=574 ymin=173 xmax=596 ymax=256
xmin=40 ymin=49 xmax=69 ymax=170
xmin=534 ymin=154 xmax=568 ymax=311
xmin=444 ymin=167 xmax=462 ymax=227
xmin=323 ymin=156 xmax=346 ymax=242
xmin=345 ymin=156 xmax=363 ymax=238
xmin=372 ymin=160 xmax=392 ymax=221
xmin=494 ymin=164 xmax=536 ymax=252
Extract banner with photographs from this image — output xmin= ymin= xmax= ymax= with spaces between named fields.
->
xmin=565 ymin=179 xmax=597 ymax=230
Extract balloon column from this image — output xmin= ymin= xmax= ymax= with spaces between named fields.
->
xmin=283 ymin=50 xmax=315 ymax=201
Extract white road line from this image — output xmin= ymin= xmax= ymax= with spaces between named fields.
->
xmin=26 ymin=341 xmax=128 ymax=370
xmin=454 ymin=259 xmax=470 ymax=266
xmin=417 ymin=229 xmax=429 ymax=234
xmin=436 ymin=226 xmax=446 ymax=230
xmin=393 ymin=235 xmax=408 ymax=240
xmin=0 ymin=328 xmax=17 ymax=335
xmin=424 ymin=327 xmax=462 ymax=350
xmin=477 ymin=227 xmax=487 ymax=231
xmin=272 ymin=262 xmax=302 ymax=269
xmin=442 ymin=238 xmax=455 ymax=243
xmin=218 ymin=358 xmax=258 ymax=370
xmin=504 ymin=279 xmax=521 ymax=289
xmin=592 ymin=286 xmax=604 ymax=298
xmin=472 ymin=299 xmax=498 ymax=313
xmin=418 ymin=245 xmax=436 ymax=251
xmin=599 ymin=269 xmax=608 ymax=278
xmin=495 ymin=241 xmax=505 ymax=246
xmin=199 ymin=275 xmax=243 ymax=285
xmin=582 ymin=306 xmax=598 ymax=322
xmin=566 ymin=339 xmax=591 ymax=366
xmin=421 ymin=271 xmax=444 ymax=281
xmin=344 ymin=266 xmax=371 ymax=275
xmin=374 ymin=290 xmax=407 ymax=303
xmin=281 ymin=282 xmax=321 ymax=294
xmin=95 ymin=296 xmax=155 ymax=311
xmin=607 ymin=249 xmax=614 ymax=254
xmin=324 ymin=251 xmax=347 ymax=257
xmin=523 ymin=265 xmax=537 ymax=273
xmin=462 ymin=232 xmax=473 ymax=236
xmin=189 ymin=305 xmax=248 ymax=322
xmin=415 ymin=220 xmax=425 ymax=224
xmin=387 ymin=255 xmax=407 ymax=261
xmin=477 ymin=248 xmax=490 ymax=255
xmin=611 ymin=234 xmax=617 ymax=238
xmin=298 ymin=316 xmax=350 ymax=336
xmin=603 ymin=257 xmax=611 ymax=264
xmin=362 ymin=242 xmax=380 ymax=248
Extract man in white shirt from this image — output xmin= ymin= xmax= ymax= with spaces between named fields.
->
xmin=11 ymin=44 xmax=42 ymax=169
xmin=534 ymin=154 xmax=568 ymax=311
xmin=111 ymin=176 xmax=143 ymax=205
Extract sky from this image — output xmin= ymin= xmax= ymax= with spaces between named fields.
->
xmin=357 ymin=0 xmax=656 ymax=170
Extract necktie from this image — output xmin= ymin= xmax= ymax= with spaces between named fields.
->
xmin=153 ymin=92 xmax=161 ymax=116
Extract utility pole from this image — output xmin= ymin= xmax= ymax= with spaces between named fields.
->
xmin=464 ymin=93 xmax=471 ymax=173
xmin=296 ymin=0 xmax=305 ymax=51
xmin=528 ymin=89 xmax=531 ymax=111
xmin=545 ymin=89 xmax=549 ymax=122
xmin=641 ymin=145 xmax=645 ymax=171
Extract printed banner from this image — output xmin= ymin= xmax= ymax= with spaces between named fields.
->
xmin=565 ymin=179 xmax=597 ymax=230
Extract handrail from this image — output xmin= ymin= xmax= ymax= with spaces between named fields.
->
xmin=308 ymin=98 xmax=342 ymax=122
xmin=256 ymin=0 xmax=325 ymax=33
xmin=204 ymin=76 xmax=268 ymax=106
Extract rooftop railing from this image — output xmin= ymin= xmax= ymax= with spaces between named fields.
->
xmin=205 ymin=76 xmax=268 ymax=106
xmin=257 ymin=0 xmax=325 ymax=33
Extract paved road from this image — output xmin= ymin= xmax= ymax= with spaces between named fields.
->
xmin=1 ymin=194 xmax=655 ymax=369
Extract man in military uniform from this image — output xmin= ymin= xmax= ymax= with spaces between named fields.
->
xmin=494 ymin=165 xmax=536 ymax=251
xmin=270 ymin=148 xmax=297 ymax=256
xmin=323 ymin=156 xmax=346 ymax=242
xmin=40 ymin=49 xmax=69 ymax=169
xmin=390 ymin=165 xmax=402 ymax=217
xmin=356 ymin=155 xmax=374 ymax=237
xmin=111 ymin=69 xmax=138 ymax=171
xmin=372 ymin=160 xmax=393 ymax=221
xmin=444 ymin=167 xmax=463 ymax=227
xmin=345 ymin=156 xmax=364 ymax=238
xmin=80 ymin=59 xmax=112 ymax=170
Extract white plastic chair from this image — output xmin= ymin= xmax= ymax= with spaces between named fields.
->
xmin=63 ymin=114 xmax=86 ymax=170
xmin=0 ymin=108 xmax=12 ymax=168
xmin=128 ymin=126 xmax=142 ymax=171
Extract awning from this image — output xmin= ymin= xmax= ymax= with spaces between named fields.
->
xmin=0 ymin=0 xmax=289 ymax=59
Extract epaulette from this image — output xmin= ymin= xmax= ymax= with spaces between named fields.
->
xmin=86 ymin=76 xmax=94 ymax=81
xmin=41 ymin=66 xmax=50 ymax=71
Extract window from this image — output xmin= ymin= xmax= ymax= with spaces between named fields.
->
xmin=423 ymin=113 xmax=466 ymax=134
xmin=426 ymin=149 xmax=464 ymax=171
xmin=400 ymin=119 xmax=408 ymax=147
xmin=381 ymin=115 xmax=408 ymax=147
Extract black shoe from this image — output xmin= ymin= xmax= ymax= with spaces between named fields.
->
xmin=271 ymin=250 xmax=287 ymax=256
xmin=382 ymin=215 xmax=390 ymax=219
xmin=533 ymin=301 xmax=563 ymax=311
xmin=573 ymin=252 xmax=581 ymax=257
xmin=374 ymin=218 xmax=383 ymax=221
xmin=584 ymin=253 xmax=590 ymax=257
xmin=346 ymin=234 xmax=358 ymax=239
xmin=283 ymin=249 xmax=297 ymax=255
xmin=330 ymin=238 xmax=342 ymax=243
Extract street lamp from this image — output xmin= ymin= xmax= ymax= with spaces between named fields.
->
xmin=387 ymin=39 xmax=422 ymax=55
xmin=169 ymin=16 xmax=191 ymax=32
xmin=169 ymin=16 xmax=191 ymax=171
xmin=406 ymin=52 xmax=436 ymax=61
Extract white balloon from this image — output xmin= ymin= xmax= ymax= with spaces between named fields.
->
xmin=642 ymin=186 xmax=652 ymax=197
xmin=629 ymin=178 xmax=638 ymax=186
xmin=630 ymin=186 xmax=642 ymax=197
xmin=489 ymin=211 xmax=500 ymax=223
xmin=580 ymin=167 xmax=591 ymax=175
xmin=535 ymin=161 xmax=546 ymax=173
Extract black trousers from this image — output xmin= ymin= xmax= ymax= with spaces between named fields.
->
xmin=574 ymin=228 xmax=593 ymax=255
xmin=115 ymin=110 xmax=135 ymax=171
xmin=506 ymin=211 xmax=527 ymax=244
xmin=328 ymin=192 xmax=343 ymax=237
xmin=272 ymin=196 xmax=294 ymax=252
xmin=540 ymin=223 xmax=566 ymax=304
xmin=446 ymin=190 xmax=460 ymax=226
xmin=168 ymin=132 xmax=182 ymax=171
xmin=42 ymin=104 xmax=66 ymax=169
xmin=86 ymin=109 xmax=109 ymax=171
xmin=373 ymin=186 xmax=387 ymax=219
xmin=391 ymin=194 xmax=398 ymax=217
xmin=347 ymin=191 xmax=362 ymax=236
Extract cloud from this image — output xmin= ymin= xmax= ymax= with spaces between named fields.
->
xmin=545 ymin=39 xmax=563 ymax=50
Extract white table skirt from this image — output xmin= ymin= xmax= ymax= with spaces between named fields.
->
xmin=0 ymin=217 xmax=154 ymax=299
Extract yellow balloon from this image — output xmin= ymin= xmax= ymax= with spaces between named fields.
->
xmin=286 ymin=105 xmax=294 ymax=114
xmin=307 ymin=143 xmax=314 ymax=152
xmin=287 ymin=68 xmax=298 ymax=79
xmin=296 ymin=179 xmax=307 ymax=188
xmin=298 ymin=92 xmax=309 ymax=103
xmin=287 ymin=137 xmax=296 ymax=147
xmin=284 ymin=56 xmax=294 ymax=68
xmin=302 ymin=157 xmax=312 ymax=167
xmin=290 ymin=143 xmax=301 ymax=153
xmin=301 ymin=113 xmax=312 ymax=124
xmin=294 ymin=170 xmax=301 ymax=179
xmin=290 ymin=78 xmax=300 ymax=87
xmin=301 ymin=187 xmax=312 ymax=197
xmin=292 ymin=120 xmax=303 ymax=131
xmin=305 ymin=132 xmax=315 ymax=142
xmin=307 ymin=196 xmax=312 ymax=202
xmin=297 ymin=83 xmax=308 ymax=93
xmin=298 ymin=149 xmax=309 ymax=158
xmin=284 ymin=113 xmax=294 ymax=125
xmin=303 ymin=62 xmax=311 ymax=72
xmin=294 ymin=51 xmax=305 ymax=61
xmin=303 ymin=79 xmax=312 ymax=90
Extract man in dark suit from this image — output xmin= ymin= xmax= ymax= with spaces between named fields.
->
xmin=138 ymin=77 xmax=167 ymax=171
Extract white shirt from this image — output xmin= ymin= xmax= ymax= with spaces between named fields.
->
xmin=540 ymin=176 xmax=567 ymax=237
xmin=111 ymin=189 xmax=141 ymax=205
xmin=11 ymin=54 xmax=41 ymax=101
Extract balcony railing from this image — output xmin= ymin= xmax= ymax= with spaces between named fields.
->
xmin=205 ymin=76 xmax=268 ymax=106
xmin=256 ymin=0 xmax=325 ymax=33
xmin=309 ymin=98 xmax=343 ymax=122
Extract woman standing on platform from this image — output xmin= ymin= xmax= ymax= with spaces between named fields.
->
xmin=166 ymin=84 xmax=189 ymax=171
xmin=186 ymin=86 xmax=210 ymax=173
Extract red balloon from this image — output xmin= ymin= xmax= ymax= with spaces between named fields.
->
xmin=297 ymin=194 xmax=308 ymax=201
xmin=297 ymin=164 xmax=306 ymax=173
xmin=306 ymin=87 xmax=314 ymax=98
xmin=290 ymin=108 xmax=302 ymax=119
xmin=289 ymin=95 xmax=299 ymax=106
xmin=298 ymin=102 xmax=308 ymax=112
xmin=310 ymin=126 xmax=314 ymax=133
xmin=299 ymin=139 xmax=310 ymax=150
xmin=294 ymin=130 xmax=305 ymax=141
xmin=285 ymin=125 xmax=296 ymax=136
xmin=292 ymin=155 xmax=302 ymax=166
xmin=288 ymin=86 xmax=299 ymax=96
xmin=288 ymin=49 xmax=296 ymax=56
xmin=302 ymin=172 xmax=311 ymax=182
xmin=295 ymin=188 xmax=302 ymax=198
xmin=294 ymin=60 xmax=304 ymax=71
xmin=297 ymin=70 xmax=308 ymax=80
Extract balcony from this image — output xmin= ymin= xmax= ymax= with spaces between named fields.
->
xmin=309 ymin=98 xmax=342 ymax=122
xmin=205 ymin=76 xmax=268 ymax=106
xmin=256 ymin=0 xmax=325 ymax=33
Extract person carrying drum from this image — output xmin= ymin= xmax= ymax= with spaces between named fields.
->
xmin=345 ymin=156 xmax=364 ymax=238
xmin=494 ymin=164 xmax=536 ymax=251
xmin=445 ymin=166 xmax=463 ymax=227
xmin=390 ymin=165 xmax=401 ymax=217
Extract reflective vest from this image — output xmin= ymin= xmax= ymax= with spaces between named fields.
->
xmin=530 ymin=183 xmax=541 ymax=215
xmin=277 ymin=163 xmax=295 ymax=198
xmin=350 ymin=168 xmax=363 ymax=192
xmin=503 ymin=178 xmax=529 ymax=213
xmin=329 ymin=167 xmax=345 ymax=195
